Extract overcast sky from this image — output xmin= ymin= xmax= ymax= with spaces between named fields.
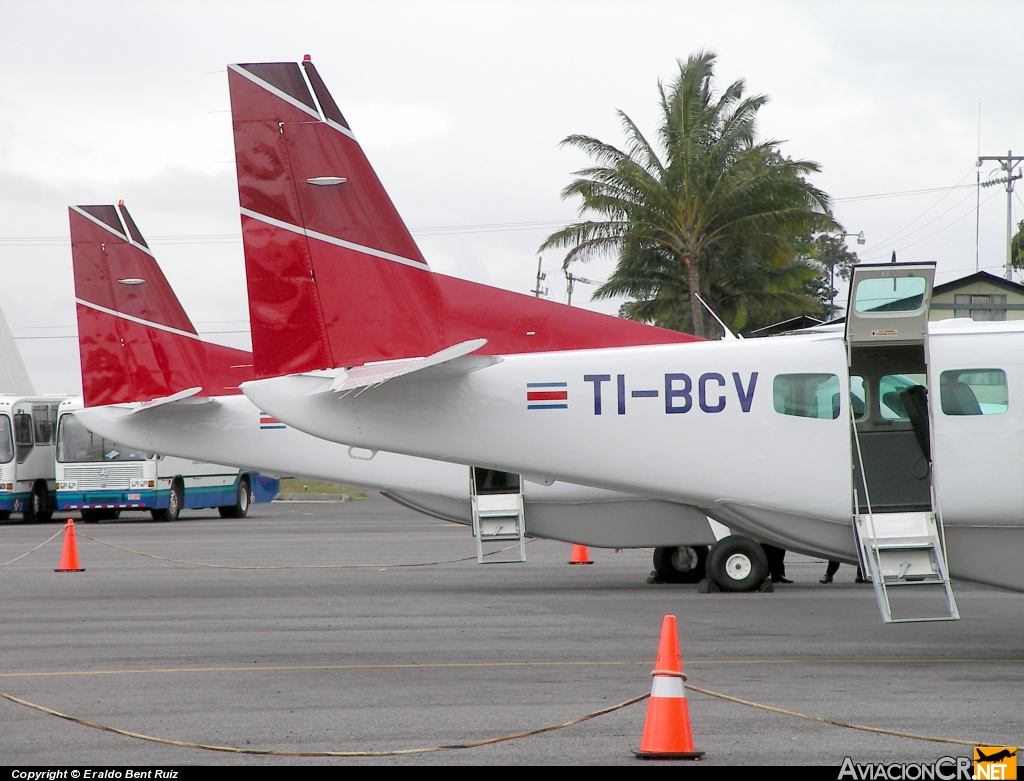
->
xmin=1 ymin=1 xmax=1021 ymax=393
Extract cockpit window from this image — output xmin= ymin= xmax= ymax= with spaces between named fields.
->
xmin=773 ymin=374 xmax=841 ymax=420
xmin=940 ymin=369 xmax=1007 ymax=415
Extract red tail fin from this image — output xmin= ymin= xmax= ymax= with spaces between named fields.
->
xmin=70 ymin=204 xmax=253 ymax=405
xmin=228 ymin=60 xmax=699 ymax=378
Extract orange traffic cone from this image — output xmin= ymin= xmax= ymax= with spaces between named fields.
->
xmin=634 ymin=615 xmax=703 ymax=759
xmin=55 ymin=519 xmax=85 ymax=573
xmin=568 ymin=544 xmax=593 ymax=564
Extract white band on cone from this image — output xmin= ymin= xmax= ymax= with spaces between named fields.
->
xmin=650 ymin=676 xmax=686 ymax=698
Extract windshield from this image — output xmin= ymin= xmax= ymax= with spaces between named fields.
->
xmin=56 ymin=414 xmax=148 ymax=463
xmin=0 ymin=415 xmax=12 ymax=464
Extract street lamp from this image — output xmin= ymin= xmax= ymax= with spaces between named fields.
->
xmin=829 ymin=231 xmax=866 ymax=320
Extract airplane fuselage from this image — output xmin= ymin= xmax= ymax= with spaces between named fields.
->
xmin=242 ymin=320 xmax=1024 ymax=591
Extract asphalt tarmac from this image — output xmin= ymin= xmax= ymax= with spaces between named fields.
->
xmin=1 ymin=495 xmax=1021 ymax=766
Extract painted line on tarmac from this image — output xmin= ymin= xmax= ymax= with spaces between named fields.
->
xmin=2 ymin=657 xmax=1021 ymax=679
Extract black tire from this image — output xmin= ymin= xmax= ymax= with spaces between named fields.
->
xmin=653 ymin=545 xmax=709 ymax=584
xmin=706 ymin=536 xmax=769 ymax=592
xmin=24 ymin=482 xmax=52 ymax=523
xmin=0 ymin=510 xmax=10 ymax=521
xmin=80 ymin=508 xmax=102 ymax=523
xmin=218 ymin=477 xmax=251 ymax=519
xmin=152 ymin=480 xmax=183 ymax=522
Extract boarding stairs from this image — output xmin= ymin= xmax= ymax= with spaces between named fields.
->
xmin=854 ymin=510 xmax=959 ymax=623
xmin=470 ymin=467 xmax=527 ymax=563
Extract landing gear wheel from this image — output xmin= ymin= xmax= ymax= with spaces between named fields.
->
xmin=652 ymin=545 xmax=708 ymax=584
xmin=706 ymin=536 xmax=769 ymax=592
xmin=218 ymin=478 xmax=251 ymax=519
xmin=24 ymin=482 xmax=52 ymax=523
xmin=151 ymin=480 xmax=183 ymax=522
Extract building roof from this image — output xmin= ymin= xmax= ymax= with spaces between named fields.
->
xmin=931 ymin=270 xmax=1024 ymax=297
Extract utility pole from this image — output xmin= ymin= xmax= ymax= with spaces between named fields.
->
xmin=978 ymin=150 xmax=1024 ymax=280
xmin=828 ymin=231 xmax=865 ymax=320
xmin=531 ymin=257 xmax=548 ymax=298
xmin=564 ymin=271 xmax=599 ymax=306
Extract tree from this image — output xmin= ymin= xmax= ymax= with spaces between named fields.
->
xmin=1012 ymin=219 xmax=1024 ymax=272
xmin=805 ymin=233 xmax=861 ymax=319
xmin=540 ymin=51 xmax=836 ymax=337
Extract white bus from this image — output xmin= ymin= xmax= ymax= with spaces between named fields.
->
xmin=0 ymin=395 xmax=64 ymax=522
xmin=55 ymin=399 xmax=279 ymax=522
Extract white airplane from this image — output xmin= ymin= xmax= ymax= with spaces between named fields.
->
xmin=69 ymin=201 xmax=725 ymax=573
xmin=230 ymin=59 xmax=1024 ymax=621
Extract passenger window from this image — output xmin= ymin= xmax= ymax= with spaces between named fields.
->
xmin=854 ymin=276 xmax=927 ymax=314
xmin=879 ymin=374 xmax=926 ymax=420
xmin=13 ymin=412 xmax=34 ymax=463
xmin=32 ymin=405 xmax=54 ymax=445
xmin=850 ymin=376 xmax=867 ymax=420
xmin=773 ymin=374 xmax=840 ymax=419
xmin=940 ymin=370 xmax=1007 ymax=415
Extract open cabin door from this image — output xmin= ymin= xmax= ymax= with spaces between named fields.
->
xmin=845 ymin=263 xmax=959 ymax=622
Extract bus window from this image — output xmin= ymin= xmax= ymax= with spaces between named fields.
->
xmin=940 ymin=370 xmax=1008 ymax=415
xmin=33 ymin=405 xmax=54 ymax=445
xmin=773 ymin=374 xmax=841 ymax=419
xmin=56 ymin=414 xmax=147 ymax=463
xmin=0 ymin=415 xmax=13 ymax=464
xmin=14 ymin=413 xmax=34 ymax=463
xmin=879 ymin=374 xmax=926 ymax=420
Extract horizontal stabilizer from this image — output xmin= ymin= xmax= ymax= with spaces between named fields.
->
xmin=309 ymin=338 xmax=491 ymax=394
xmin=129 ymin=386 xmax=207 ymax=414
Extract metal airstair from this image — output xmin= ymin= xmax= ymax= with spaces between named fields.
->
xmin=470 ymin=467 xmax=527 ymax=563
xmin=854 ymin=509 xmax=959 ymax=623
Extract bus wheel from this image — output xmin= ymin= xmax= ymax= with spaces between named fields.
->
xmin=706 ymin=536 xmax=769 ymax=592
xmin=0 ymin=510 xmax=10 ymax=521
xmin=24 ymin=482 xmax=52 ymax=523
xmin=152 ymin=480 xmax=183 ymax=522
xmin=652 ymin=545 xmax=708 ymax=584
xmin=219 ymin=477 xmax=251 ymax=519
xmin=80 ymin=509 xmax=101 ymax=523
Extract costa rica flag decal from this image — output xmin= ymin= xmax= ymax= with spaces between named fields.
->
xmin=527 ymin=382 xmax=568 ymax=410
xmin=260 ymin=412 xmax=286 ymax=430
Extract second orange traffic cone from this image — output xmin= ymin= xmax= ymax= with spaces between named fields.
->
xmin=568 ymin=544 xmax=593 ymax=564
xmin=55 ymin=519 xmax=85 ymax=573
xmin=634 ymin=614 xmax=703 ymax=759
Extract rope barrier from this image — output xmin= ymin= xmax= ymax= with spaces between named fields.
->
xmin=75 ymin=532 xmax=530 ymax=569
xmin=683 ymin=684 xmax=997 ymax=748
xmin=0 ymin=690 xmax=649 ymax=757
xmin=0 ymin=680 xmax=999 ymax=756
xmin=0 ymin=529 xmax=64 ymax=567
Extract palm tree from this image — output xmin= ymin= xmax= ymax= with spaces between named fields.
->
xmin=541 ymin=51 xmax=836 ymax=337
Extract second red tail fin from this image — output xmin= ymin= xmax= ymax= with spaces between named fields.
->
xmin=71 ymin=203 xmax=253 ymax=406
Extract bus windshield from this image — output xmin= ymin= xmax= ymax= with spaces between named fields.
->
xmin=56 ymin=415 xmax=149 ymax=463
xmin=0 ymin=415 xmax=13 ymax=464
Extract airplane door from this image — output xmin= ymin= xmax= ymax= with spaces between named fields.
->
xmin=845 ymin=262 xmax=959 ymax=622
xmin=845 ymin=263 xmax=935 ymax=514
